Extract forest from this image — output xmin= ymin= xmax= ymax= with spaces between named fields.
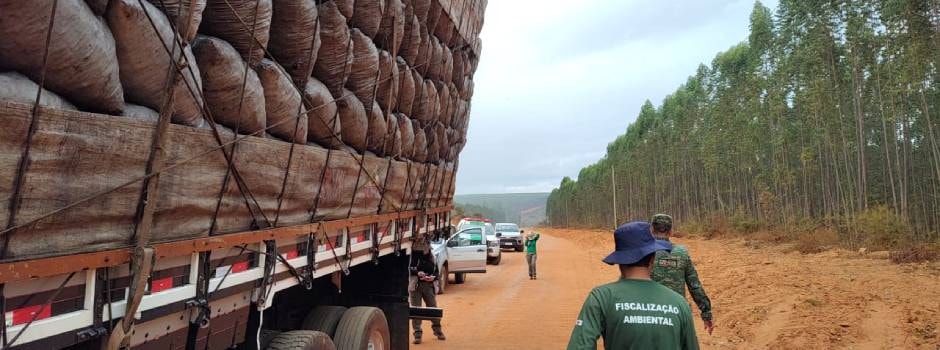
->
xmin=546 ymin=0 xmax=940 ymax=251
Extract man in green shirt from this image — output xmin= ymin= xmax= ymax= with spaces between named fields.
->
xmin=650 ymin=214 xmax=714 ymax=335
xmin=523 ymin=230 xmax=540 ymax=279
xmin=567 ymin=221 xmax=699 ymax=350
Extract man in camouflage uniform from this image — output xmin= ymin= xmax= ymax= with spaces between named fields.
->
xmin=650 ymin=214 xmax=715 ymax=335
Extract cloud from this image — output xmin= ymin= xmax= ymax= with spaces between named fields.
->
xmin=455 ymin=0 xmax=779 ymax=195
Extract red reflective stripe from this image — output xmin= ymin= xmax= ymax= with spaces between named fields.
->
xmin=11 ymin=304 xmax=51 ymax=325
xmin=150 ymin=276 xmax=174 ymax=293
xmin=231 ymin=261 xmax=249 ymax=273
xmin=285 ymin=250 xmax=298 ymax=260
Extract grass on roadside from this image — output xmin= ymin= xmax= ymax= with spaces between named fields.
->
xmin=679 ymin=206 xmax=939 ymax=264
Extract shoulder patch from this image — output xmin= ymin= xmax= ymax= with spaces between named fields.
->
xmin=657 ymin=258 xmax=681 ymax=268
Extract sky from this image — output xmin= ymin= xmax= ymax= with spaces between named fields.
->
xmin=454 ymin=0 xmax=779 ymax=195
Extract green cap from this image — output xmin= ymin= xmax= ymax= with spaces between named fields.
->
xmin=651 ymin=214 xmax=673 ymax=233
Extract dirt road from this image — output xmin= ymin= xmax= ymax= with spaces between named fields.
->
xmin=410 ymin=228 xmax=940 ymax=349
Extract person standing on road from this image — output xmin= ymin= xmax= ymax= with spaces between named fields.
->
xmin=523 ymin=230 xmax=540 ymax=279
xmin=409 ymin=246 xmax=445 ymax=344
xmin=650 ymin=214 xmax=715 ymax=335
xmin=567 ymin=221 xmax=699 ymax=350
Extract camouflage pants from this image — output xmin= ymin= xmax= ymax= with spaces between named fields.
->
xmin=526 ymin=253 xmax=537 ymax=277
xmin=410 ymin=281 xmax=442 ymax=337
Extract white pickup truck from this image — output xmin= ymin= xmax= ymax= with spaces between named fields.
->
xmin=430 ymin=227 xmax=488 ymax=293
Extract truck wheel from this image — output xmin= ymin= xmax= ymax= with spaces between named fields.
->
xmin=515 ymin=244 xmax=523 ymax=252
xmin=267 ymin=330 xmax=335 ymax=350
xmin=491 ymin=253 xmax=501 ymax=265
xmin=259 ymin=329 xmax=281 ymax=349
xmin=454 ymin=272 xmax=466 ymax=284
xmin=438 ymin=264 xmax=448 ymax=294
xmin=301 ymin=306 xmax=348 ymax=337
xmin=333 ymin=307 xmax=390 ymax=350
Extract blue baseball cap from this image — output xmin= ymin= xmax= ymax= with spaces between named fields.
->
xmin=602 ymin=221 xmax=672 ymax=265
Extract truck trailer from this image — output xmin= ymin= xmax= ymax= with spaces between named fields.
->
xmin=0 ymin=0 xmax=486 ymax=348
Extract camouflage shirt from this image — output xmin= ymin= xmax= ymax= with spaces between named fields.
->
xmin=651 ymin=239 xmax=713 ymax=321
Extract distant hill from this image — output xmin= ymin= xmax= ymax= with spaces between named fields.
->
xmin=454 ymin=193 xmax=549 ymax=226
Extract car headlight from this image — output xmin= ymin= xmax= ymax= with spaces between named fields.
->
xmin=487 ymin=241 xmax=497 ymax=247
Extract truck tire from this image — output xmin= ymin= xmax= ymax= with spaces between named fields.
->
xmin=333 ymin=307 xmax=391 ymax=350
xmin=490 ymin=253 xmax=501 ymax=265
xmin=454 ymin=272 xmax=465 ymax=284
xmin=259 ymin=329 xmax=281 ymax=349
xmin=301 ymin=306 xmax=349 ymax=336
xmin=267 ymin=330 xmax=335 ymax=350
xmin=515 ymin=244 xmax=523 ymax=252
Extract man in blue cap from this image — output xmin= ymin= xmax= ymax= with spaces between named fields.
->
xmin=566 ymin=221 xmax=699 ymax=350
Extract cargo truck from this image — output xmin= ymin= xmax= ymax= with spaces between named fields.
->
xmin=0 ymin=0 xmax=486 ymax=349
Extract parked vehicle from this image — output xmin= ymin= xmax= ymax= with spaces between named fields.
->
xmin=482 ymin=223 xmax=502 ymax=264
xmin=495 ymin=223 xmax=524 ymax=252
xmin=431 ymin=227 xmax=488 ymax=292
xmin=455 ymin=217 xmax=502 ymax=264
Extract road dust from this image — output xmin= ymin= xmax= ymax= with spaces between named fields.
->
xmin=411 ymin=228 xmax=940 ymax=349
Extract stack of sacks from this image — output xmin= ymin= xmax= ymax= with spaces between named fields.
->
xmin=0 ymin=0 xmax=486 ymax=164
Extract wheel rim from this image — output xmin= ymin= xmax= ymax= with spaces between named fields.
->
xmin=367 ymin=329 xmax=386 ymax=350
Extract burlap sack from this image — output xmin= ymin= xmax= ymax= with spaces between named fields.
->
xmin=336 ymin=89 xmax=367 ymax=152
xmin=351 ymin=0 xmax=384 ymax=38
xmin=366 ymin=101 xmax=387 ymax=155
xmin=122 ymin=103 xmax=160 ymax=123
xmin=446 ymin=23 xmax=457 ymax=47
xmin=411 ymin=0 xmax=430 ymax=25
xmin=434 ymin=122 xmax=447 ymax=161
xmin=446 ymin=81 xmax=458 ymax=125
xmin=400 ymin=14 xmax=420 ymax=66
xmin=469 ymin=54 xmax=480 ymax=74
xmin=424 ymin=122 xmax=438 ymax=164
xmin=0 ymin=72 xmax=76 ymax=110
xmin=192 ymin=35 xmax=266 ymax=134
xmin=452 ymin=49 xmax=465 ymax=83
xmin=397 ymin=113 xmax=414 ymax=159
xmin=433 ymin=11 xmax=453 ymax=45
xmin=410 ymin=70 xmax=423 ymax=115
xmin=415 ymin=25 xmax=430 ymax=75
xmin=435 ymin=81 xmax=450 ymax=125
xmin=256 ymin=59 xmax=308 ymax=144
xmin=442 ymin=46 xmax=454 ymax=83
xmin=425 ymin=0 xmax=442 ymax=42
xmin=412 ymin=120 xmax=427 ymax=162
xmin=384 ymin=112 xmax=401 ymax=158
xmin=376 ymin=50 xmax=399 ymax=112
xmin=155 ymin=0 xmax=207 ymax=42
xmin=201 ymin=0 xmax=272 ymax=66
xmin=445 ymin=127 xmax=457 ymax=161
xmin=335 ymin=0 xmax=354 ymax=19
xmin=459 ymin=76 xmax=472 ymax=100
xmin=348 ymin=29 xmax=379 ymax=106
xmin=303 ymin=77 xmax=342 ymax=149
xmin=413 ymin=79 xmax=437 ymax=124
xmin=0 ymin=1 xmax=124 ymax=114
xmin=108 ymin=0 xmax=204 ymax=125
xmin=313 ymin=1 xmax=353 ymax=97
xmin=395 ymin=57 xmax=415 ymax=115
xmin=429 ymin=38 xmax=443 ymax=80
xmin=454 ymin=99 xmax=469 ymax=134
xmin=268 ymin=0 xmax=320 ymax=87
xmin=376 ymin=0 xmax=404 ymax=56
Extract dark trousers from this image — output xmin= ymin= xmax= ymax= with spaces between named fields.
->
xmin=410 ymin=281 xmax=442 ymax=336
xmin=526 ymin=253 xmax=537 ymax=277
